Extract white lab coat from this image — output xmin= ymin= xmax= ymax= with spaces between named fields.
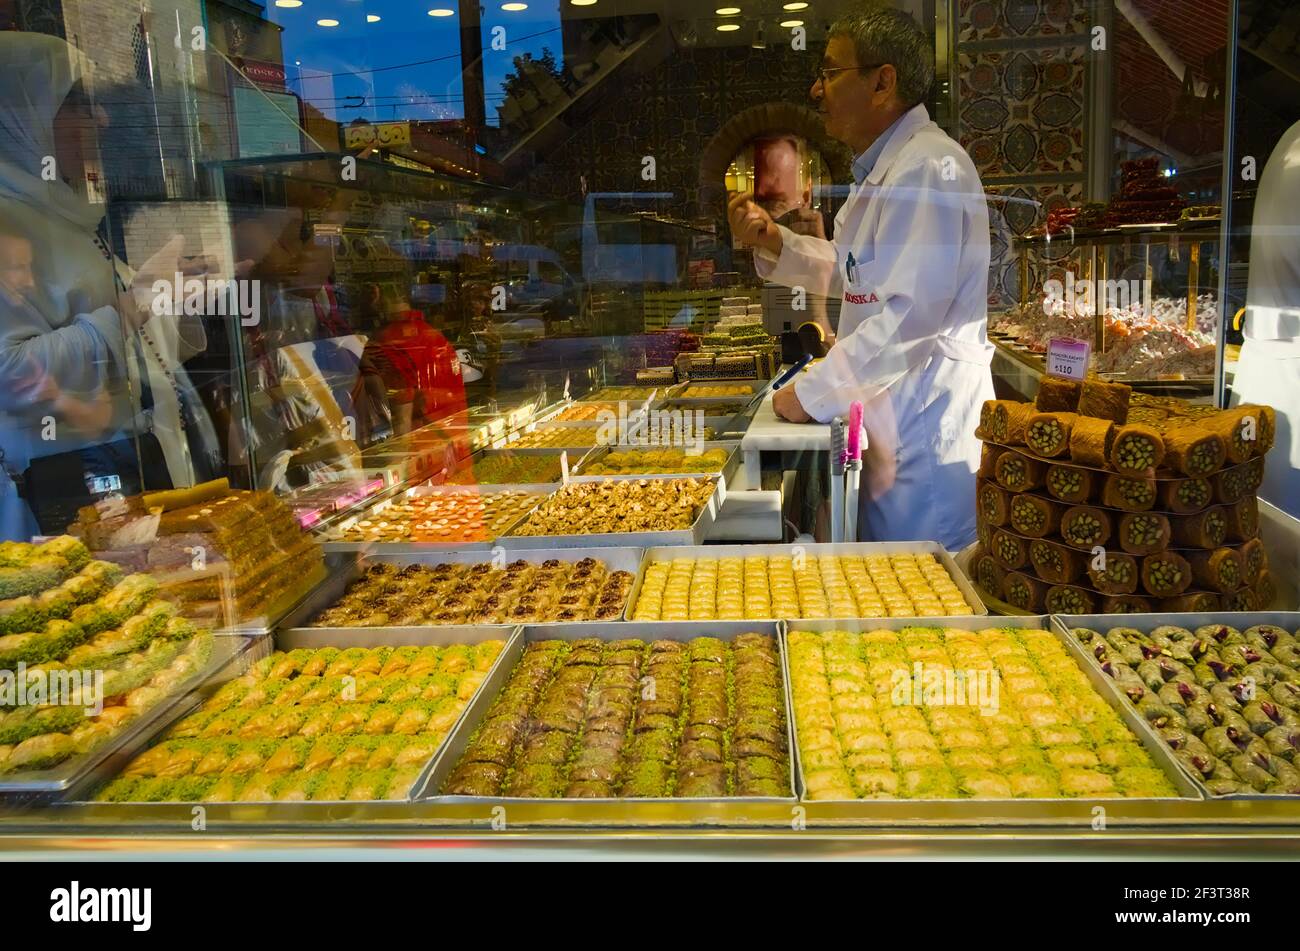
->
xmin=755 ymin=104 xmax=994 ymax=549
xmin=1230 ymin=118 xmax=1300 ymax=518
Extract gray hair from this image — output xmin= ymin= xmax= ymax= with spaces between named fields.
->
xmin=829 ymin=6 xmax=935 ymax=109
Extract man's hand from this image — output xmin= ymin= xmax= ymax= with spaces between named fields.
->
xmin=123 ymin=235 xmax=213 ymax=330
xmin=772 ymin=384 xmax=812 ymax=423
xmin=787 ymin=207 xmax=826 ymax=240
xmin=727 ymin=192 xmax=783 ymax=257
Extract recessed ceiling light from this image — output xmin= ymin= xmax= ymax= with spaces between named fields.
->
xmin=783 ymin=2 xmax=809 ymax=9
xmin=274 ymin=0 xmax=302 ymax=7
xmin=317 ymin=18 xmax=339 ymax=26
xmin=502 ymin=2 xmax=528 ymax=9
xmin=716 ymin=6 xmax=741 ymax=14
xmin=367 ymin=14 xmax=380 ymax=22
xmin=428 ymin=7 xmax=455 ymax=14
xmin=716 ymin=23 xmax=741 ymax=31
xmin=780 ymin=19 xmax=804 ymax=27
xmin=571 ymin=0 xmax=597 ymax=5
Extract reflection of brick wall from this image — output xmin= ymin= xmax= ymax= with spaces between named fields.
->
xmin=955 ymin=0 xmax=1090 ymax=309
xmin=62 ymin=0 xmax=214 ymax=201
xmin=522 ymin=44 xmax=848 ymax=229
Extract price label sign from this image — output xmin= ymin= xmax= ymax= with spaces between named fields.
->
xmin=1046 ymin=336 xmax=1091 ymax=381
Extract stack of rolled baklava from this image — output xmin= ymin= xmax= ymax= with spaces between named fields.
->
xmin=972 ymin=379 xmax=1277 ymax=614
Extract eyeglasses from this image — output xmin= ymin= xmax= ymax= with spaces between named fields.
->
xmin=814 ymin=63 xmax=884 ymax=85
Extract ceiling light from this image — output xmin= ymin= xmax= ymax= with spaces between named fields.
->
xmin=317 ymin=18 xmax=339 ymax=26
xmin=571 ymin=0 xmax=597 ymax=5
xmin=717 ymin=23 xmax=740 ymax=31
xmin=783 ymin=2 xmax=809 ymax=9
xmin=716 ymin=7 xmax=741 ymax=15
xmin=501 ymin=2 xmax=528 ymax=9
xmin=367 ymin=14 xmax=380 ymax=22
xmin=780 ymin=19 xmax=804 ymax=27
xmin=274 ymin=0 xmax=302 ymax=7
xmin=428 ymin=7 xmax=455 ymax=14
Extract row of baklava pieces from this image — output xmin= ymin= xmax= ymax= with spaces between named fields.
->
xmin=248 ymin=643 xmax=505 ymax=683
xmin=649 ymin=556 xmax=963 ymax=597
xmin=192 ymin=670 xmax=487 ymax=713
xmin=327 ymin=563 xmax=611 ymax=607
xmin=636 ymin=567 xmax=968 ymax=615
xmin=445 ymin=637 xmax=786 ymax=798
xmin=352 ymin=559 xmax=613 ymax=595
xmin=166 ymin=696 xmax=474 ymax=743
xmin=109 ymin=733 xmax=440 ymax=789
xmin=797 ymin=753 xmax=1173 ymax=799
xmin=317 ymin=568 xmax=631 ymax=626
xmin=317 ymin=580 xmax=630 ymax=626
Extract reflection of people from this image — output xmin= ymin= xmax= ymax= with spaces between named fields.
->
xmin=0 ymin=32 xmax=219 ymax=536
xmin=754 ymin=137 xmax=806 ymax=220
xmin=1230 ymin=118 xmax=1300 ymax=516
xmin=728 ymin=8 xmax=994 ymax=548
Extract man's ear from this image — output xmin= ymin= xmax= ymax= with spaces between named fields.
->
xmin=876 ymin=64 xmax=898 ymax=101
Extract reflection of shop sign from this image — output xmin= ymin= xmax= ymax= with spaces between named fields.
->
xmin=344 ymin=122 xmax=412 ymax=149
xmin=240 ymin=59 xmax=287 ymax=88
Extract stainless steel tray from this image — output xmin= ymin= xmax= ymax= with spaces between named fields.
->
xmin=570 ymin=441 xmax=740 ymax=486
xmin=623 ymin=541 xmax=988 ymax=621
xmin=0 ymin=634 xmax=254 ymax=796
xmin=61 ymin=625 xmax=523 ymax=815
xmin=499 ymin=475 xmax=724 ymax=550
xmin=320 ymin=483 xmax=555 ymax=553
xmin=781 ymin=615 xmax=1203 ymax=824
xmin=279 ymin=547 xmax=647 ymax=633
xmin=416 ymin=620 xmax=797 ymax=818
xmin=1050 ymin=611 xmax=1300 ymax=802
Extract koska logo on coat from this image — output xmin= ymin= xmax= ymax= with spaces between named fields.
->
xmin=844 ymin=291 xmax=880 ymax=305
xmin=49 ymin=882 xmax=152 ymax=931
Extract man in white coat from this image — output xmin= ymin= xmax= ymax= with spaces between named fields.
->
xmin=729 ymin=6 xmax=994 ymax=549
xmin=1229 ymin=117 xmax=1300 ymax=518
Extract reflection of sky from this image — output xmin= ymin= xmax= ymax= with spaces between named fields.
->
xmin=272 ymin=0 xmax=563 ymax=125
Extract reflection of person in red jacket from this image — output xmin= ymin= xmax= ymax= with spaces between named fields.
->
xmin=374 ymin=309 xmax=467 ymax=431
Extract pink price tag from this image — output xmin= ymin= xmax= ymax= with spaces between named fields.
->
xmin=1046 ymin=336 xmax=1091 ymax=381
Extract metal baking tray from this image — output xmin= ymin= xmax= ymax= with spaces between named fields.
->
xmin=570 ymin=441 xmax=740 ymax=486
xmin=623 ymin=542 xmax=988 ymax=621
xmin=278 ymin=547 xmax=647 ymax=633
xmin=676 ymin=381 xmax=769 ymax=398
xmin=415 ymin=620 xmax=797 ymax=819
xmin=443 ymin=448 xmax=570 ymax=485
xmin=0 ymin=634 xmax=254 ymax=797
xmin=320 ymin=483 xmax=555 ymax=553
xmin=781 ymin=615 xmax=1203 ymax=824
xmin=1050 ymin=612 xmax=1300 ymax=802
xmin=499 ymin=475 xmax=724 ymax=550
xmin=59 ymin=626 xmax=522 ymax=816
